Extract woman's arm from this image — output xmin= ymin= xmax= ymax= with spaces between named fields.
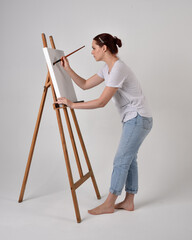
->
xmin=61 ymin=57 xmax=104 ymax=90
xmin=56 ymin=86 xmax=118 ymax=109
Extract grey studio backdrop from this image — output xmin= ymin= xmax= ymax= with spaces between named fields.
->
xmin=0 ymin=0 xmax=192 ymax=239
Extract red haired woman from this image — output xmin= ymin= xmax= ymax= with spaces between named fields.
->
xmin=56 ymin=33 xmax=153 ymax=215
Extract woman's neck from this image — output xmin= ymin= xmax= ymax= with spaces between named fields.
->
xmin=103 ymin=54 xmax=119 ymax=73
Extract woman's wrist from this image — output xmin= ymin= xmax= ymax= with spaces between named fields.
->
xmin=65 ymin=66 xmax=72 ymax=73
xmin=71 ymin=102 xmax=75 ymax=109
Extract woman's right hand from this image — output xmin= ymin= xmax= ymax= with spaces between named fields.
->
xmin=61 ymin=56 xmax=71 ymax=71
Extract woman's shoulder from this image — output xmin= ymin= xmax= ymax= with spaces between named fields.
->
xmin=119 ymin=59 xmax=132 ymax=67
xmin=116 ymin=60 xmax=138 ymax=83
xmin=115 ymin=59 xmax=132 ymax=74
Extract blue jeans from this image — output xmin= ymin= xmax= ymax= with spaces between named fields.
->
xmin=109 ymin=113 xmax=153 ymax=195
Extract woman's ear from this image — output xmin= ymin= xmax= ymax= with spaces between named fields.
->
xmin=102 ymin=45 xmax=107 ymax=52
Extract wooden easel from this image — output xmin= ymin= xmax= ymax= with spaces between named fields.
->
xmin=18 ymin=33 xmax=101 ymax=223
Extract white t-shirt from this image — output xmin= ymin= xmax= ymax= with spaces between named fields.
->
xmin=97 ymin=59 xmax=152 ymax=122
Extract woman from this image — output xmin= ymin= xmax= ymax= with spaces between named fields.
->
xmin=56 ymin=33 xmax=153 ymax=215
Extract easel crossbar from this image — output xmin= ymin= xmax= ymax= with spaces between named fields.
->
xmin=73 ymin=172 xmax=92 ymax=190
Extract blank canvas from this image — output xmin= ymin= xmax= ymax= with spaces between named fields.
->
xmin=43 ymin=47 xmax=77 ymax=102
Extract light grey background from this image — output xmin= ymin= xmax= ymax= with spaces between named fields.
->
xmin=0 ymin=0 xmax=192 ymax=239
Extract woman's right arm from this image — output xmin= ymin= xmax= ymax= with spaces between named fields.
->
xmin=61 ymin=57 xmax=104 ymax=90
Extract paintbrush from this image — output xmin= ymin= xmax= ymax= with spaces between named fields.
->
xmin=53 ymin=45 xmax=85 ymax=65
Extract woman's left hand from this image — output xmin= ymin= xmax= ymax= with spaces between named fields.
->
xmin=55 ymin=97 xmax=74 ymax=108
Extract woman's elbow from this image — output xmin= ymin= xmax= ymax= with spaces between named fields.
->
xmin=80 ymin=79 xmax=87 ymax=90
xmin=98 ymin=99 xmax=107 ymax=108
xmin=81 ymin=84 xmax=87 ymax=90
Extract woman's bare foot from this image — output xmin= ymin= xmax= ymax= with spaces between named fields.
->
xmin=115 ymin=201 xmax=134 ymax=211
xmin=88 ymin=203 xmax=115 ymax=215
xmin=88 ymin=192 xmax=117 ymax=215
xmin=115 ymin=193 xmax=135 ymax=211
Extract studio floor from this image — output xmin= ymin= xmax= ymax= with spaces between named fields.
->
xmin=0 ymin=185 xmax=191 ymax=240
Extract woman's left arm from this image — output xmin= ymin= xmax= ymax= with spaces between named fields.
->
xmin=56 ymin=86 xmax=118 ymax=109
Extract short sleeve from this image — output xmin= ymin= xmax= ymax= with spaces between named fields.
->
xmin=106 ymin=64 xmax=126 ymax=88
xmin=97 ymin=68 xmax=104 ymax=79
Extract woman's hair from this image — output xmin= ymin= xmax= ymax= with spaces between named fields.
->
xmin=93 ymin=33 xmax=122 ymax=54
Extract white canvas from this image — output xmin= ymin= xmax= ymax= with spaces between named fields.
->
xmin=43 ymin=47 xmax=77 ymax=102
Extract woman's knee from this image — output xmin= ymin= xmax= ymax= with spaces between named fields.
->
xmin=113 ymin=154 xmax=136 ymax=169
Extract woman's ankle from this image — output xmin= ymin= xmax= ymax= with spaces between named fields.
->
xmin=105 ymin=192 xmax=118 ymax=207
xmin=125 ymin=193 xmax=135 ymax=202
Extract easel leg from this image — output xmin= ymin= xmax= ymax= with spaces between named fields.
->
xmin=54 ymin=107 xmax=81 ymax=223
xmin=18 ymin=75 xmax=50 ymax=203
xmin=70 ymin=109 xmax=101 ymax=200
xmin=63 ymin=108 xmax=83 ymax=178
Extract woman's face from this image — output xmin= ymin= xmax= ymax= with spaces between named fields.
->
xmin=91 ymin=40 xmax=106 ymax=61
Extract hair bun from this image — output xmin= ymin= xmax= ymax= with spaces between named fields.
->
xmin=114 ymin=36 xmax=122 ymax=48
xmin=93 ymin=33 xmax=122 ymax=54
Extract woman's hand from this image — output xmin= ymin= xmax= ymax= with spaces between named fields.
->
xmin=55 ymin=97 xmax=74 ymax=108
xmin=60 ymin=56 xmax=71 ymax=71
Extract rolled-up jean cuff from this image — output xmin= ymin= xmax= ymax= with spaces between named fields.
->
xmin=126 ymin=189 xmax=138 ymax=194
xmin=109 ymin=188 xmax=122 ymax=196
